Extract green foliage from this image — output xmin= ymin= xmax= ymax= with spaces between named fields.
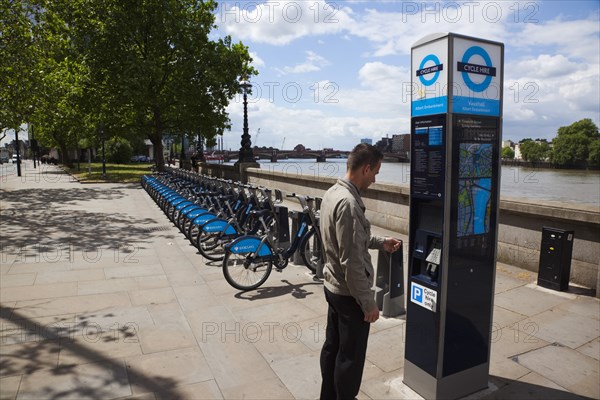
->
xmin=106 ymin=137 xmax=133 ymax=164
xmin=2 ymin=0 xmax=255 ymax=170
xmin=588 ymin=140 xmax=600 ymax=167
xmin=557 ymin=118 xmax=599 ymax=138
xmin=501 ymin=146 xmax=515 ymax=159
xmin=0 ymin=0 xmax=38 ymax=130
xmin=74 ymin=0 xmax=257 ymax=169
xmin=552 ymin=119 xmax=599 ymax=166
xmin=519 ymin=140 xmax=550 ymax=162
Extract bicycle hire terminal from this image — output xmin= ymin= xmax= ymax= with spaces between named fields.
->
xmin=404 ymin=32 xmax=504 ymax=400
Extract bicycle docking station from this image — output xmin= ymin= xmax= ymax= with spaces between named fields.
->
xmin=403 ymin=33 xmax=504 ymax=400
xmin=375 ymin=244 xmax=405 ymax=317
xmin=288 ymin=210 xmax=305 ymax=266
xmin=274 ymin=204 xmax=290 ymax=249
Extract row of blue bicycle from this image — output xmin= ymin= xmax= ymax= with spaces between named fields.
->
xmin=141 ymin=168 xmax=323 ymax=290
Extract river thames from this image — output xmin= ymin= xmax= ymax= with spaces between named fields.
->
xmin=252 ymin=159 xmax=600 ymax=207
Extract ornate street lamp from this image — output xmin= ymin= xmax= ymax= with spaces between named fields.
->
xmin=100 ymin=123 xmax=106 ymax=178
xmin=236 ymin=79 xmax=255 ymax=164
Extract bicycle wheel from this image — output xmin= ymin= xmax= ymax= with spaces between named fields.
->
xmin=198 ymin=233 xmax=226 ymax=261
xmin=223 ymin=252 xmax=272 ymax=291
xmin=299 ymin=229 xmax=322 ymax=273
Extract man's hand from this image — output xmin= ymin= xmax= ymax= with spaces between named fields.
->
xmin=383 ymin=237 xmax=402 ymax=253
xmin=364 ymin=307 xmax=380 ymax=323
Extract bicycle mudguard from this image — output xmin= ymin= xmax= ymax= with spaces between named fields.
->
xmin=226 ymin=236 xmax=272 ymax=256
xmin=168 ymin=197 xmax=187 ymax=206
xmin=185 ymin=208 xmax=208 ymax=219
xmin=191 ymin=213 xmax=216 ymax=226
xmin=201 ymin=219 xmax=237 ymax=235
xmin=175 ymin=201 xmax=195 ymax=210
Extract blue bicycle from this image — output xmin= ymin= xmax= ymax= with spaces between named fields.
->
xmin=222 ymin=194 xmax=323 ymax=291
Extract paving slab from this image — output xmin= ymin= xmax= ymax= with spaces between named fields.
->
xmin=270 ymin=351 xmax=322 ymax=400
xmin=16 ymin=359 xmax=131 ymax=400
xmin=488 ymin=371 xmax=581 ymax=400
xmin=0 ymin=375 xmax=22 ymax=400
xmin=1 ymin=162 xmax=599 ymax=400
xmin=514 ymin=343 xmax=600 ymax=399
xmin=12 ymin=292 xmax=132 ymax=319
xmin=491 ymin=305 xmax=528 ymax=329
xmin=153 ymin=380 xmax=223 ymax=400
xmin=494 ymin=284 xmax=571 ymax=316
xmin=577 ymin=337 xmax=600 ymax=361
xmin=521 ymin=306 xmax=600 ymax=349
xmin=57 ymin=330 xmax=143 ymax=366
xmin=1 ymin=282 xmax=78 ymax=303
xmin=125 ymin=348 xmax=213 ymax=396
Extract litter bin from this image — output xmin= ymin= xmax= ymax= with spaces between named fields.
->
xmin=375 ymin=242 xmax=405 ymax=317
xmin=537 ymin=227 xmax=574 ymax=291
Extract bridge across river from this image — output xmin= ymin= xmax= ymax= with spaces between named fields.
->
xmin=217 ymin=149 xmax=408 ymax=163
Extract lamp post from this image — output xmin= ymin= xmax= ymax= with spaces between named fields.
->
xmin=236 ymin=79 xmax=255 ymax=164
xmin=100 ymin=123 xmax=106 ymax=178
xmin=15 ymin=127 xmax=21 ymax=177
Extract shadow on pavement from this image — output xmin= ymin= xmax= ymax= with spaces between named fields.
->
xmin=0 ymin=306 xmax=182 ymax=399
xmin=0 ymin=187 xmax=171 ymax=255
xmin=235 ymin=279 xmax=322 ymax=301
xmin=486 ymin=374 xmax=594 ymax=400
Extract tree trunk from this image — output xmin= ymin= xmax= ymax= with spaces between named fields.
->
xmin=52 ymin=132 xmax=73 ymax=168
xmin=149 ymin=109 xmax=165 ymax=172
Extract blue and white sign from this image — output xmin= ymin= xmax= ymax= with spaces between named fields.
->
xmin=453 ymin=38 xmax=502 ymax=116
xmin=412 ymin=38 xmax=448 ymax=117
xmin=410 ymin=282 xmax=437 ymax=312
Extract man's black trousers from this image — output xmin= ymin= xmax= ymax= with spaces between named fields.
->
xmin=320 ymin=288 xmax=371 ymax=400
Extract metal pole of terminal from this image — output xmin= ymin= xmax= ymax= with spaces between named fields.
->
xmin=15 ymin=128 xmax=22 ymax=177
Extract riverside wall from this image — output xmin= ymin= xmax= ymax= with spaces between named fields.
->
xmin=243 ymin=167 xmax=600 ymax=294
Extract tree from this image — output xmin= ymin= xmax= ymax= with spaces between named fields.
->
xmin=106 ymin=137 xmax=133 ymax=164
xmin=588 ymin=139 xmax=600 ymax=167
xmin=30 ymin=2 xmax=92 ymax=165
xmin=76 ymin=0 xmax=256 ymax=171
xmin=0 ymin=0 xmax=38 ymax=132
xmin=501 ymin=146 xmax=515 ymax=160
xmin=519 ymin=140 xmax=549 ymax=162
xmin=557 ymin=118 xmax=599 ymax=138
xmin=551 ymin=132 xmax=592 ymax=166
xmin=552 ymin=119 xmax=600 ymax=166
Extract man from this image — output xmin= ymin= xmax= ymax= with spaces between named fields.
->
xmin=320 ymin=143 xmax=402 ymax=400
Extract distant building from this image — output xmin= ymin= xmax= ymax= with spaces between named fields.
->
xmin=502 ymin=139 xmax=514 ymax=148
xmin=375 ymin=137 xmax=392 ymax=152
xmin=392 ymin=134 xmax=410 ymax=154
xmin=361 ymin=138 xmax=373 ymax=145
xmin=514 ymin=143 xmax=522 ymax=160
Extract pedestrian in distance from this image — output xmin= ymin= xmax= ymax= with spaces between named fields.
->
xmin=319 ymin=143 xmax=402 ymax=400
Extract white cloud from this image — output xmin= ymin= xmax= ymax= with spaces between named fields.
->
xmin=510 ymin=54 xmax=583 ymax=79
xmin=225 ymin=97 xmax=405 ymax=151
xmin=220 ymin=1 xmax=599 ymax=145
xmin=277 ymin=50 xmax=330 ymax=75
xmin=249 ymin=51 xmax=265 ymax=68
xmin=218 ymin=0 xmax=354 ymax=45
xmin=514 ymin=17 xmax=600 ymax=63
xmin=330 ymin=62 xmax=411 ymax=118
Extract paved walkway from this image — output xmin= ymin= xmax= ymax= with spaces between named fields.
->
xmin=1 ymin=161 xmax=598 ymax=400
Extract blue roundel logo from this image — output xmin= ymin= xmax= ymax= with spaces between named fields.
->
xmin=418 ymin=54 xmax=441 ymax=86
xmin=461 ymin=46 xmax=493 ymax=92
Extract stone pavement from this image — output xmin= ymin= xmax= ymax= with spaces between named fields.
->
xmin=0 ymin=161 xmax=598 ymax=400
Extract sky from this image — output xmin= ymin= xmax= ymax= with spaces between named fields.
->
xmin=2 ymin=0 xmax=599 ymax=151
xmin=217 ymin=0 xmax=600 ymax=151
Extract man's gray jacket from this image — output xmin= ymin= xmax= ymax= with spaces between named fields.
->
xmin=320 ymin=178 xmax=385 ymax=314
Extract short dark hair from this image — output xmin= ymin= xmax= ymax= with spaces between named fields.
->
xmin=347 ymin=143 xmax=383 ymax=172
